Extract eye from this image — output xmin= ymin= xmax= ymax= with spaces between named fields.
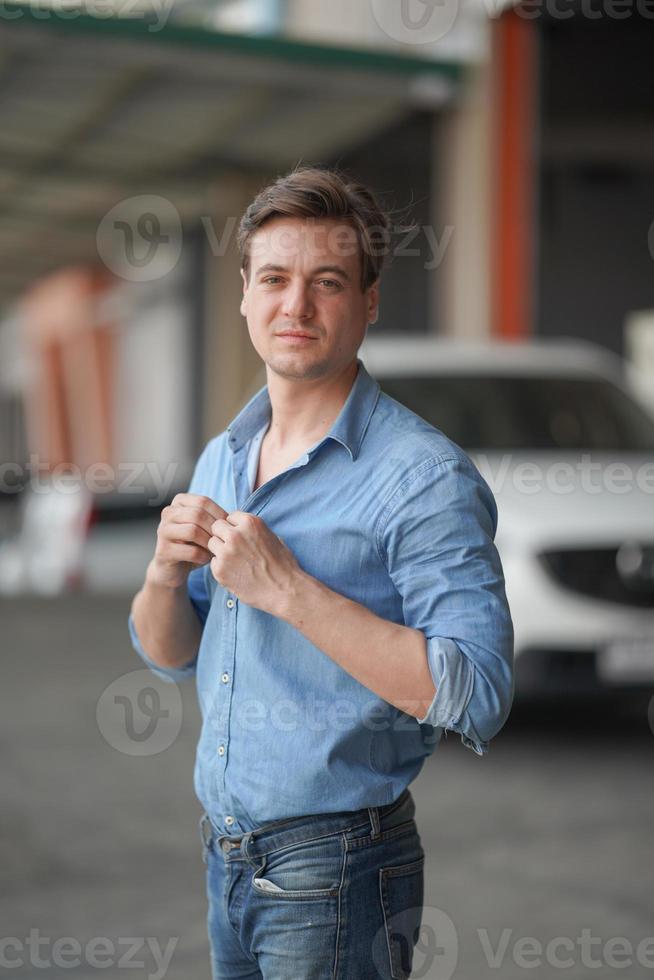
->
xmin=262 ymin=276 xmax=283 ymax=285
xmin=317 ymin=279 xmax=341 ymax=289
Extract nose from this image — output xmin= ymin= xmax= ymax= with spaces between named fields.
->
xmin=281 ymin=280 xmax=314 ymax=320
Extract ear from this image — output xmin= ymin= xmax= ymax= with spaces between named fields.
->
xmin=240 ymin=267 xmax=248 ymax=317
xmin=367 ymin=279 xmax=380 ymax=325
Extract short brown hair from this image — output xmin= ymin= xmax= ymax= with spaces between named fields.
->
xmin=237 ymin=165 xmax=391 ymax=292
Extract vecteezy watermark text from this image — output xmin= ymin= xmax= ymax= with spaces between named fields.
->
xmin=0 ymin=0 xmax=174 ymax=32
xmin=0 ymin=931 xmax=178 ymax=979
xmin=511 ymin=0 xmax=654 ymax=20
xmin=199 ymin=694 xmax=442 ymax=746
xmin=370 ymin=0 xmax=654 ymax=50
xmin=202 ymin=216 xmax=455 ymax=272
xmin=475 ymin=453 xmax=654 ymax=496
xmin=96 ymin=194 xmax=454 ymax=282
xmin=0 ymin=455 xmax=184 ymax=505
xmin=479 ymin=927 xmax=654 ymax=970
xmin=372 ymin=907 xmax=654 ymax=980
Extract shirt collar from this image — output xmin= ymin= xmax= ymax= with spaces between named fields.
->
xmin=226 ymin=357 xmax=380 ymax=462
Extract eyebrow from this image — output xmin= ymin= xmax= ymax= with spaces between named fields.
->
xmin=255 ymin=263 xmax=352 ymax=284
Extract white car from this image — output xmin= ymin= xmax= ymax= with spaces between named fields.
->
xmin=359 ymin=336 xmax=654 ymax=698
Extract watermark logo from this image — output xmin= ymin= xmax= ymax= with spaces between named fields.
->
xmin=371 ymin=0 xmax=460 ymax=45
xmin=368 ymin=915 xmax=654 ymax=975
xmin=97 ymin=194 xmax=453 ymax=282
xmin=96 ymin=669 xmax=182 ymax=756
xmin=96 ymin=195 xmax=182 ymax=282
xmin=371 ymin=904 xmax=459 ymax=979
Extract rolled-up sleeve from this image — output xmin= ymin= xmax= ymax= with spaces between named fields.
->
xmin=128 ymin=610 xmax=199 ymax=684
xmin=127 ymin=440 xmax=216 ymax=684
xmin=376 ymin=453 xmax=514 ymax=755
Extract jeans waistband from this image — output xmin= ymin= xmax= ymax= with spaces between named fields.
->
xmin=200 ymin=788 xmax=415 ymax=861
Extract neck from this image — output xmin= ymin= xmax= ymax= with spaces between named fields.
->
xmin=264 ymin=359 xmax=359 ymax=449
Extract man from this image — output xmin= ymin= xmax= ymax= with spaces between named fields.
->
xmin=129 ymin=165 xmax=514 ymax=979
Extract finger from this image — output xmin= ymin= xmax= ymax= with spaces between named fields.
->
xmin=224 ymin=511 xmax=258 ymax=529
xmin=164 ymin=504 xmax=221 ymax=539
xmin=161 ymin=521 xmax=212 ymax=551
xmin=159 ymin=542 xmax=212 ymax=566
xmin=171 ymin=493 xmax=228 ymax=523
xmin=210 ymin=517 xmax=237 ymax=542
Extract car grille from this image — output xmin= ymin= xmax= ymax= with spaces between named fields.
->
xmin=539 ymin=546 xmax=654 ymax=608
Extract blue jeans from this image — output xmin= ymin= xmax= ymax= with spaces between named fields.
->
xmin=198 ymin=789 xmax=425 ymax=979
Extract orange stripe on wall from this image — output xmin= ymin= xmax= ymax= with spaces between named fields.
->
xmin=21 ymin=266 xmax=115 ymax=472
xmin=492 ymin=10 xmax=537 ymax=340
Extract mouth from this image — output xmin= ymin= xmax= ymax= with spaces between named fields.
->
xmin=275 ymin=331 xmax=318 ymax=342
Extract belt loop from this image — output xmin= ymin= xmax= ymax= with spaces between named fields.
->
xmin=368 ymin=806 xmax=381 ymax=840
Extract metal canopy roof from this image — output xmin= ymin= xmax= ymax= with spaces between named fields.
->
xmin=0 ymin=7 xmax=461 ymax=312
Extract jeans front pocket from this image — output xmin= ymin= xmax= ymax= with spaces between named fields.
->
xmin=251 ymin=832 xmax=345 ymax=901
xmin=379 ymin=855 xmax=425 ymax=979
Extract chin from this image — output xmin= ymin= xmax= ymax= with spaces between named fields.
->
xmin=266 ymin=351 xmax=332 ymax=381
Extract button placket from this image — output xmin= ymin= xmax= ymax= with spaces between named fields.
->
xmin=215 ymin=443 xmax=321 ymax=838
xmin=218 ymin=581 xmax=238 ymax=796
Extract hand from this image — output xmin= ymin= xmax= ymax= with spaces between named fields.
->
xmin=148 ymin=493 xmax=228 ymax=589
xmin=207 ymin=511 xmax=302 ymax=615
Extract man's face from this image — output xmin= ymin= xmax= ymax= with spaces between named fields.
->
xmin=240 ymin=216 xmax=379 ymax=381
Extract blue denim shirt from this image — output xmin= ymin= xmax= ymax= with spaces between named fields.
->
xmin=128 ymin=358 xmax=514 ymax=833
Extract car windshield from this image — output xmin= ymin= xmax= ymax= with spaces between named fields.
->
xmin=377 ymin=374 xmax=654 ymax=451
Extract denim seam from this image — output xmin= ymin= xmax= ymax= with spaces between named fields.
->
xmin=250 ymin=824 xmax=363 ymax=860
xmin=382 ymin=856 xmax=425 ymax=879
xmin=250 ymin=834 xmax=346 ymax=900
xmin=379 ymin=856 xmax=426 ymax=977
xmin=331 ymin=832 xmax=348 ymax=980
xmin=256 ymin=829 xmax=347 ymax=861
xmin=251 ymin=871 xmax=339 ymax=899
xmin=352 ymin=384 xmax=381 ymax=460
xmin=246 ymin=790 xmax=404 ymax=846
xmin=345 ymin=821 xmax=418 ymax=851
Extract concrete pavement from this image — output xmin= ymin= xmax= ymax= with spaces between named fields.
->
xmin=2 ymin=595 xmax=653 ymax=979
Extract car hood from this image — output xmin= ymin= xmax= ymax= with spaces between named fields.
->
xmin=468 ymin=451 xmax=654 ymax=547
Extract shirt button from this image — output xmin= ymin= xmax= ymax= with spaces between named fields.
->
xmin=226 ymin=598 xmax=235 ymax=609
xmin=218 ymin=745 xmax=225 ymax=756
xmin=221 ymin=672 xmax=230 ymax=683
xmin=225 ymin=815 xmax=234 ymax=827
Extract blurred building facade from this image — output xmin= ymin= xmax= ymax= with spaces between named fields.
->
xmin=0 ymin=0 xmax=653 ymax=508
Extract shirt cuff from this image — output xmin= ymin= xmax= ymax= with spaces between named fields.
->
xmin=416 ymin=635 xmax=489 ymax=756
xmin=128 ymin=613 xmax=198 ymax=684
